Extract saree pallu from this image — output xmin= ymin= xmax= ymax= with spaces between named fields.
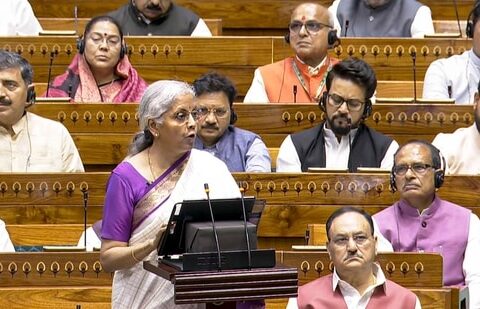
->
xmin=112 ymin=149 xmax=240 ymax=308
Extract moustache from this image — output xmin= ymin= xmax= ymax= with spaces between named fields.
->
xmin=201 ymin=124 xmax=218 ymax=130
xmin=146 ymin=5 xmax=163 ymax=11
xmin=0 ymin=98 xmax=12 ymax=106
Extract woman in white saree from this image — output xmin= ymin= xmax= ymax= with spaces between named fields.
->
xmin=100 ymin=80 xmax=240 ymax=308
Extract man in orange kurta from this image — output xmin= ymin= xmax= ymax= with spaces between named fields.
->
xmin=244 ymin=3 xmax=339 ymax=103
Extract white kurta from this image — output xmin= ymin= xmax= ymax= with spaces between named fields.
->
xmin=0 ymin=220 xmax=15 ymax=252
xmin=432 ymin=124 xmax=480 ymax=175
xmin=423 ymin=49 xmax=480 ymax=104
xmin=0 ymin=0 xmax=43 ymax=35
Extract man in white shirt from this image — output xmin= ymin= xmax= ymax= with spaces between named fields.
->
xmin=287 ymin=207 xmax=420 ymax=309
xmin=423 ymin=2 xmax=480 ymax=104
xmin=276 ymin=58 xmax=398 ymax=172
xmin=0 ymin=51 xmax=84 ymax=172
xmin=0 ymin=0 xmax=43 ymax=36
xmin=328 ymin=0 xmax=434 ymax=38
xmin=432 ymin=80 xmax=480 ymax=174
xmin=0 ymin=220 xmax=14 ymax=252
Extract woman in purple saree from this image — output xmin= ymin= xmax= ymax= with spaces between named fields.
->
xmin=42 ymin=16 xmax=147 ymax=103
xmin=100 ymin=80 xmax=240 ymax=308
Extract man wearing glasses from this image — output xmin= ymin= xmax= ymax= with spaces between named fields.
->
xmin=287 ymin=207 xmax=419 ymax=309
xmin=374 ymin=140 xmax=480 ymax=308
xmin=276 ymin=58 xmax=398 ymax=172
xmin=193 ymin=72 xmax=271 ymax=172
xmin=244 ymin=3 xmax=339 ymax=103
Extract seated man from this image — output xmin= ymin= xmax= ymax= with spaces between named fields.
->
xmin=276 ymin=58 xmax=398 ymax=172
xmin=244 ymin=3 xmax=339 ymax=103
xmin=108 ymin=0 xmax=212 ymax=36
xmin=287 ymin=207 xmax=419 ymax=309
xmin=328 ymin=0 xmax=434 ymax=38
xmin=193 ymin=72 xmax=271 ymax=172
xmin=374 ymin=140 xmax=480 ymax=308
xmin=0 ymin=0 xmax=43 ymax=35
xmin=0 ymin=51 xmax=84 ymax=172
xmin=423 ymin=2 xmax=480 ymax=104
xmin=432 ymin=80 xmax=480 ymax=174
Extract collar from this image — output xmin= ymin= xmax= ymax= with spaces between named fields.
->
xmin=3 ymin=112 xmax=28 ymax=136
xmin=468 ymin=49 xmax=480 ymax=68
xmin=323 ymin=122 xmax=359 ymax=144
xmin=295 ymin=55 xmax=327 ymax=76
xmin=398 ymin=195 xmax=442 ymax=217
xmin=333 ymin=263 xmax=386 ymax=294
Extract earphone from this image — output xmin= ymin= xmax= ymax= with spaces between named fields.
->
xmin=76 ymin=36 xmax=127 ymax=59
xmin=318 ymin=91 xmax=372 ymax=118
xmin=26 ymin=85 xmax=36 ymax=107
xmin=390 ymin=143 xmax=446 ymax=193
xmin=466 ymin=2 xmax=480 ymax=39
xmin=285 ymin=28 xmax=339 ymax=48
xmin=230 ymin=107 xmax=238 ymax=125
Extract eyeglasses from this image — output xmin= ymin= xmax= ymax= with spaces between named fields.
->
xmin=288 ymin=20 xmax=332 ymax=33
xmin=327 ymin=93 xmax=365 ymax=112
xmin=171 ymin=109 xmax=202 ymax=123
xmin=88 ymin=33 xmax=121 ymax=47
xmin=332 ymin=234 xmax=370 ymax=247
xmin=392 ymin=163 xmax=434 ymax=176
xmin=195 ymin=107 xmax=229 ymax=119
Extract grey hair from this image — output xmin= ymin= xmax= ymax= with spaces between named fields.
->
xmin=0 ymin=50 xmax=34 ymax=85
xmin=129 ymin=80 xmax=195 ymax=155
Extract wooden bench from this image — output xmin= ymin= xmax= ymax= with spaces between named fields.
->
xmin=26 ymin=103 xmax=474 ymax=170
xmin=1 ymin=36 xmax=472 ymax=96
xmin=38 ymin=17 xmax=223 ymax=36
xmin=30 ymin=0 xmax=473 ymax=35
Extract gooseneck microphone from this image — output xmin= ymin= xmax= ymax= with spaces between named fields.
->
xmin=452 ymin=0 xmax=463 ymax=37
xmin=411 ymin=51 xmax=417 ymax=103
xmin=204 ymin=183 xmax=222 ymax=270
xmin=448 ymin=83 xmax=453 ymax=99
xmin=293 ymin=85 xmax=297 ymax=103
xmin=239 ymin=183 xmax=252 ymax=269
xmin=82 ymin=189 xmax=89 ymax=249
xmin=45 ymin=51 xmax=55 ymax=97
xmin=344 ymin=20 xmax=350 ymax=37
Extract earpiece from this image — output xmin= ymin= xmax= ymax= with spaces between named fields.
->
xmin=230 ymin=107 xmax=238 ymax=124
xmin=466 ymin=2 xmax=480 ymax=39
xmin=76 ymin=36 xmax=127 ymax=59
xmin=318 ymin=91 xmax=328 ymax=111
xmin=26 ymin=86 xmax=36 ymax=107
xmin=284 ymin=29 xmax=339 ymax=47
xmin=284 ymin=32 xmax=290 ymax=44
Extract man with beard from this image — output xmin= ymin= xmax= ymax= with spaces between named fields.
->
xmin=243 ymin=3 xmax=339 ymax=103
xmin=374 ymin=140 xmax=480 ymax=308
xmin=193 ymin=72 xmax=271 ymax=172
xmin=432 ymin=79 xmax=480 ymax=174
xmin=0 ymin=51 xmax=84 ymax=172
xmin=287 ymin=207 xmax=419 ymax=309
xmin=276 ymin=58 xmax=398 ymax=172
xmin=328 ymin=0 xmax=434 ymax=38
xmin=108 ymin=0 xmax=212 ymax=36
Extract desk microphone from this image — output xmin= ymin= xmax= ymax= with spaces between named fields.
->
xmin=82 ymin=189 xmax=89 ymax=249
xmin=204 ymin=183 xmax=222 ymax=271
xmin=344 ymin=20 xmax=350 ymax=37
xmin=452 ymin=0 xmax=463 ymax=37
xmin=411 ymin=51 xmax=417 ymax=103
xmin=293 ymin=85 xmax=297 ymax=103
xmin=45 ymin=51 xmax=56 ymax=97
xmin=447 ymin=83 xmax=453 ymax=99
xmin=239 ymin=183 xmax=252 ymax=269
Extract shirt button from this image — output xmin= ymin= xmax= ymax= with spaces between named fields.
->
xmin=369 ymin=16 xmax=374 ymax=22
xmin=421 ymin=222 xmax=427 ymax=228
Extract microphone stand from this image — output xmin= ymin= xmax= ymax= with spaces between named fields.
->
xmin=82 ymin=190 xmax=89 ymax=249
xmin=45 ymin=52 xmax=55 ymax=97
xmin=204 ymin=183 xmax=222 ymax=271
xmin=411 ymin=51 xmax=417 ymax=103
xmin=239 ymin=183 xmax=252 ymax=270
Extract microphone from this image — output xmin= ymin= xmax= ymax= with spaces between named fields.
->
xmin=239 ymin=182 xmax=252 ymax=269
xmin=293 ymin=85 xmax=297 ymax=103
xmin=452 ymin=0 xmax=463 ymax=37
xmin=74 ymin=5 xmax=79 ymax=36
xmin=344 ymin=20 xmax=350 ymax=37
xmin=447 ymin=83 xmax=453 ymax=99
xmin=82 ymin=189 xmax=89 ymax=249
xmin=45 ymin=51 xmax=55 ymax=97
xmin=204 ymin=183 xmax=222 ymax=271
xmin=411 ymin=51 xmax=417 ymax=103
xmin=304 ymin=229 xmax=310 ymax=245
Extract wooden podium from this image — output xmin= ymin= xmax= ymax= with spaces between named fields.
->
xmin=144 ymin=260 xmax=298 ymax=306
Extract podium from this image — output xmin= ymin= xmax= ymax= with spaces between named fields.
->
xmin=144 ymin=260 xmax=298 ymax=305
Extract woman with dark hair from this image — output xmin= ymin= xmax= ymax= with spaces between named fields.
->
xmin=99 ymin=80 xmax=239 ymax=307
xmin=43 ymin=15 xmax=147 ymax=102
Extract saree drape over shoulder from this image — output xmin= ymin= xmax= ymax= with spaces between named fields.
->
xmin=102 ymin=149 xmax=240 ymax=308
xmin=43 ymin=53 xmax=148 ymax=103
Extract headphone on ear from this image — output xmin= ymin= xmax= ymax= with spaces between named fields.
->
xmin=230 ymin=107 xmax=238 ymax=124
xmin=390 ymin=144 xmax=446 ymax=193
xmin=284 ymin=28 xmax=339 ymax=47
xmin=466 ymin=2 xmax=480 ymax=39
xmin=76 ymin=36 xmax=128 ymax=59
xmin=26 ymin=85 xmax=36 ymax=107
xmin=318 ymin=91 xmax=372 ymax=118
